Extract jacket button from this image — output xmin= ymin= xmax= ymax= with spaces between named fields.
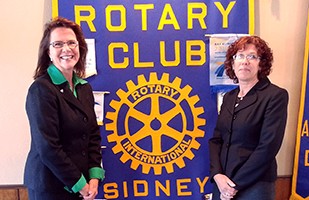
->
xmin=226 ymin=143 xmax=230 ymax=148
xmin=82 ymin=151 xmax=86 ymax=156
xmin=233 ymin=115 xmax=236 ymax=120
xmin=83 ymin=117 xmax=88 ymax=122
xmin=82 ymin=134 xmax=86 ymax=140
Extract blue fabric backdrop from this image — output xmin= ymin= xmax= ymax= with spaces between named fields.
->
xmin=52 ymin=1 xmax=254 ymax=199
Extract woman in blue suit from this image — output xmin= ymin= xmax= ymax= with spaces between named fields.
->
xmin=24 ymin=17 xmax=104 ymax=200
xmin=209 ymin=36 xmax=288 ymax=200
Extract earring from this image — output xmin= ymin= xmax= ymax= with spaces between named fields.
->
xmin=50 ymin=57 xmax=53 ymax=62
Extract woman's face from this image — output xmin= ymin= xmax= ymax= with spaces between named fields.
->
xmin=232 ymin=44 xmax=260 ymax=84
xmin=48 ymin=27 xmax=80 ymax=74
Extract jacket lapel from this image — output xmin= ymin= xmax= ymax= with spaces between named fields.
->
xmin=225 ymin=89 xmax=238 ymax=115
xmin=56 ymin=83 xmax=89 ymax=116
xmin=227 ymin=78 xmax=271 ymax=113
xmin=234 ymin=93 xmax=257 ymax=112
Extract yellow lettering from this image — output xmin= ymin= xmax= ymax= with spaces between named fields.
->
xmin=186 ymin=40 xmax=206 ymax=66
xmin=140 ymin=154 xmax=148 ymax=163
xmin=162 ymin=86 xmax=171 ymax=95
xmin=108 ymin=43 xmax=129 ymax=69
xmin=305 ymin=150 xmax=309 ymax=167
xmin=187 ymin=3 xmax=207 ymax=29
xmin=122 ymin=140 xmax=191 ymax=166
xmin=177 ymin=179 xmax=192 ymax=196
xmin=130 ymin=84 xmax=179 ymax=101
xmin=74 ymin=6 xmax=96 ymax=32
xmin=160 ymin=41 xmax=180 ymax=67
xmin=158 ymin=4 xmax=180 ymax=30
xmin=134 ymin=180 xmax=148 ymax=196
xmin=123 ymin=181 xmax=128 ymax=198
xmin=155 ymin=156 xmax=163 ymax=164
xmin=154 ymin=85 xmax=162 ymax=93
xmin=134 ymin=43 xmax=154 ymax=68
xmin=302 ymin=120 xmax=309 ymax=136
xmin=108 ymin=40 xmax=207 ymax=69
xmin=214 ymin=1 xmax=236 ymax=28
xmin=155 ymin=180 xmax=171 ymax=196
xmin=134 ymin=4 xmax=154 ymax=31
xmin=148 ymin=85 xmax=156 ymax=93
xmin=134 ymin=151 xmax=142 ymax=160
xmin=106 ymin=5 xmax=126 ymax=31
xmin=103 ymin=182 xmax=119 ymax=199
xmin=140 ymin=87 xmax=148 ymax=95
xmin=196 ymin=177 xmax=209 ymax=193
xmin=132 ymin=90 xmax=141 ymax=101
xmin=103 ymin=177 xmax=209 ymax=198
xmin=179 ymin=143 xmax=189 ymax=152
xmin=170 ymin=88 xmax=179 ymax=98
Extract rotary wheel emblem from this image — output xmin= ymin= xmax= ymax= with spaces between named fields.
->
xmin=106 ymin=72 xmax=205 ymax=175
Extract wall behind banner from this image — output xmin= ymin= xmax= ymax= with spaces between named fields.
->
xmin=0 ymin=0 xmax=308 ymax=185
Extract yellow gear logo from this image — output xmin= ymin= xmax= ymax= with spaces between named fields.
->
xmin=106 ymin=72 xmax=206 ymax=175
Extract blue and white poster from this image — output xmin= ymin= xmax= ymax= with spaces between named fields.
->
xmin=209 ymin=33 xmax=249 ymax=93
xmin=52 ymin=1 xmax=255 ymax=199
xmin=290 ymin=9 xmax=309 ymax=200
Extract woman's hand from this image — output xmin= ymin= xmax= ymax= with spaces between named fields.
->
xmin=81 ymin=179 xmax=99 ymax=200
xmin=79 ymin=183 xmax=90 ymax=198
xmin=214 ymin=174 xmax=238 ymax=199
xmin=89 ymin=179 xmax=99 ymax=197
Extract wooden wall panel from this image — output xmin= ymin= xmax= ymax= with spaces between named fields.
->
xmin=18 ymin=188 xmax=29 ymax=200
xmin=0 ymin=177 xmax=292 ymax=200
xmin=0 ymin=185 xmax=27 ymax=200
xmin=275 ymin=176 xmax=292 ymax=200
xmin=0 ymin=188 xmax=18 ymax=200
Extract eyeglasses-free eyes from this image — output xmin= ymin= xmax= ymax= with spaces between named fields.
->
xmin=233 ymin=54 xmax=260 ymax=61
xmin=50 ymin=40 xmax=79 ymax=49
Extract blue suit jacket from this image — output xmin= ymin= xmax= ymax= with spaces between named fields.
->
xmin=24 ymin=73 xmax=102 ymax=192
xmin=209 ymin=78 xmax=288 ymax=191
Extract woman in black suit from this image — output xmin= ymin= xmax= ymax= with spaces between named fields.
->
xmin=24 ymin=17 xmax=104 ymax=200
xmin=209 ymin=36 xmax=288 ymax=200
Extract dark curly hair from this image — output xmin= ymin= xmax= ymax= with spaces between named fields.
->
xmin=33 ymin=17 xmax=88 ymax=79
xmin=224 ymin=35 xmax=273 ymax=83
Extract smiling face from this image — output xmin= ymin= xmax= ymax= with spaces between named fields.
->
xmin=232 ymin=44 xmax=260 ymax=84
xmin=48 ymin=27 xmax=80 ymax=75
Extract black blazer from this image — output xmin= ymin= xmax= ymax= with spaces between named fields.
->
xmin=209 ymin=78 xmax=288 ymax=191
xmin=24 ymin=73 xmax=102 ymax=192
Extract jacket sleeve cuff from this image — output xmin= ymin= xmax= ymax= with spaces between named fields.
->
xmin=71 ymin=174 xmax=87 ymax=193
xmin=89 ymin=167 xmax=105 ymax=180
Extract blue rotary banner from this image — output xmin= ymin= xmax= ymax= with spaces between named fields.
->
xmin=52 ymin=0 xmax=255 ymax=199
xmin=290 ymin=9 xmax=309 ymax=200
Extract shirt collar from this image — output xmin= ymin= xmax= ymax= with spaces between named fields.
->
xmin=47 ymin=64 xmax=87 ymax=86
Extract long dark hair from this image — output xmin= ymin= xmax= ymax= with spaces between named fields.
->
xmin=224 ymin=36 xmax=273 ymax=83
xmin=34 ymin=17 xmax=88 ymax=79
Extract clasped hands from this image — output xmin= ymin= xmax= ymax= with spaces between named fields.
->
xmin=79 ymin=179 xmax=99 ymax=200
xmin=214 ymin=174 xmax=238 ymax=200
